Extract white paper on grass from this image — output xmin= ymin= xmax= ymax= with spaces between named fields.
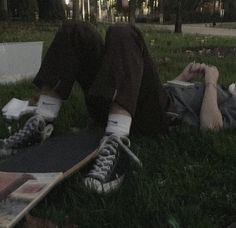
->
xmin=0 ymin=41 xmax=43 ymax=84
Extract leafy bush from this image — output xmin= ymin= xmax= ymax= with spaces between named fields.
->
xmin=8 ymin=0 xmax=38 ymax=20
xmin=19 ymin=0 xmax=39 ymax=21
xmin=38 ymin=0 xmax=65 ymax=21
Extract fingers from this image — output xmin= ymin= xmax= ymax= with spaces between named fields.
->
xmin=189 ymin=62 xmax=206 ymax=74
xmin=191 ymin=63 xmax=219 ymax=73
xmin=205 ymin=65 xmax=219 ymax=74
xmin=182 ymin=62 xmax=218 ymax=82
xmin=200 ymin=63 xmax=207 ymax=72
xmin=205 ymin=65 xmax=219 ymax=75
xmin=206 ymin=65 xmax=218 ymax=70
xmin=205 ymin=65 xmax=219 ymax=84
xmin=190 ymin=62 xmax=217 ymax=71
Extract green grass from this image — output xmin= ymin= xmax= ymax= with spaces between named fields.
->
xmin=0 ymin=22 xmax=236 ymax=228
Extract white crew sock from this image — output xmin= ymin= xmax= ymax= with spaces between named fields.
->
xmin=105 ymin=114 xmax=132 ymax=136
xmin=36 ymin=95 xmax=62 ymax=122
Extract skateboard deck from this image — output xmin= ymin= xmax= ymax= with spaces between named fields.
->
xmin=0 ymin=129 xmax=103 ymax=228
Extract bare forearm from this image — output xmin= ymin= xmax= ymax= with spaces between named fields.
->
xmin=200 ymin=83 xmax=223 ymax=130
xmin=174 ymin=73 xmax=187 ymax=82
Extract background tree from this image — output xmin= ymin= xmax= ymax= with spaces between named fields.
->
xmin=19 ymin=0 xmax=38 ymax=20
xmin=175 ymin=0 xmax=182 ymax=33
xmin=113 ymin=0 xmax=128 ymax=21
xmin=8 ymin=0 xmax=38 ymax=20
xmin=37 ymin=0 xmax=65 ymax=20
xmin=159 ymin=0 xmax=164 ymax=24
xmin=72 ymin=0 xmax=80 ymax=21
xmin=128 ymin=0 xmax=136 ymax=23
xmin=212 ymin=0 xmax=216 ymax=26
xmin=51 ymin=0 xmax=65 ymax=20
xmin=0 ymin=0 xmax=8 ymax=19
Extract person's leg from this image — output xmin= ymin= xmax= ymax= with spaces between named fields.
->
xmin=86 ymin=24 xmax=173 ymax=137
xmin=0 ymin=22 xmax=104 ymax=157
xmin=34 ymin=21 xmax=104 ymax=98
xmin=87 ymin=25 xmax=174 ymax=136
xmin=33 ymin=21 xmax=104 ymax=122
xmin=83 ymin=24 xmax=173 ymax=193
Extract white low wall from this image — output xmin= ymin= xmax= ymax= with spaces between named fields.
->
xmin=0 ymin=41 xmax=43 ymax=84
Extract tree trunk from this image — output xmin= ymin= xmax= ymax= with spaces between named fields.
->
xmin=159 ymin=0 xmax=163 ymax=24
xmin=98 ymin=0 xmax=102 ymax=21
xmin=87 ymin=0 xmax=90 ymax=21
xmin=81 ymin=0 xmax=85 ymax=20
xmin=107 ymin=0 xmax=112 ymax=22
xmin=149 ymin=0 xmax=154 ymax=18
xmin=3 ymin=0 xmax=7 ymax=11
xmin=175 ymin=0 xmax=182 ymax=33
xmin=212 ymin=0 xmax=216 ymax=27
xmin=73 ymin=0 xmax=80 ymax=21
xmin=0 ymin=0 xmax=8 ymax=18
xmin=128 ymin=0 xmax=135 ymax=24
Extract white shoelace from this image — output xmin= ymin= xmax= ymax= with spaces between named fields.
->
xmin=88 ymin=135 xmax=142 ymax=182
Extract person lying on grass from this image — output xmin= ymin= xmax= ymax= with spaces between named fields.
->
xmin=0 ymin=22 xmax=236 ymax=194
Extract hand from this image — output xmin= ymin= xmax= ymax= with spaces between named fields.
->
xmin=204 ymin=65 xmax=219 ymax=86
xmin=178 ymin=62 xmax=206 ymax=82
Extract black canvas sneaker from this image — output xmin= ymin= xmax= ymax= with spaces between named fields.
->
xmin=83 ymin=134 xmax=142 ymax=193
xmin=0 ymin=115 xmax=53 ymax=159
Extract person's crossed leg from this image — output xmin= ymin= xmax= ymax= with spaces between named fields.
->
xmin=0 ymin=22 xmax=173 ymax=193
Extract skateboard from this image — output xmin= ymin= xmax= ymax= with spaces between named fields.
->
xmin=0 ymin=129 xmax=103 ymax=228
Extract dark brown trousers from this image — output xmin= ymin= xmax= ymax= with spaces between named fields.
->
xmin=33 ymin=21 xmax=174 ymax=137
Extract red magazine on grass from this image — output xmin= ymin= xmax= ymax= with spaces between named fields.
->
xmin=0 ymin=173 xmax=33 ymax=201
xmin=0 ymin=172 xmax=62 ymax=228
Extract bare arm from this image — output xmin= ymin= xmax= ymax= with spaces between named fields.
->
xmin=175 ymin=62 xmax=206 ymax=82
xmin=200 ymin=66 xmax=223 ymax=131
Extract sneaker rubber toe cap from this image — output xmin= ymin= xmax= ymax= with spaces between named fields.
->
xmin=83 ymin=175 xmax=125 ymax=194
